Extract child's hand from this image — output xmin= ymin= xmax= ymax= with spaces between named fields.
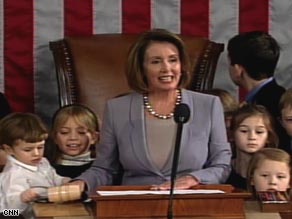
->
xmin=20 ymin=188 xmax=39 ymax=203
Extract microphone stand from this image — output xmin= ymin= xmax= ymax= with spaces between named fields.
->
xmin=167 ymin=103 xmax=190 ymax=219
xmin=167 ymin=122 xmax=183 ymax=219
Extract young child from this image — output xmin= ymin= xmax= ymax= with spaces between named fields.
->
xmin=48 ymin=104 xmax=99 ymax=178
xmin=204 ymin=88 xmax=238 ymax=142
xmin=226 ymin=104 xmax=278 ymax=189
xmin=279 ymin=88 xmax=292 ymax=154
xmin=247 ymin=148 xmax=291 ymax=200
xmin=0 ymin=113 xmax=70 ymax=219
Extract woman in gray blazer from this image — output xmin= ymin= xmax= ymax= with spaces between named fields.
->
xmin=75 ymin=29 xmax=231 ymax=193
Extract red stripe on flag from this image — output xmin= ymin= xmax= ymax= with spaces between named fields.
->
xmin=238 ymin=0 xmax=269 ymax=101
xmin=64 ymin=0 xmax=93 ymax=36
xmin=239 ymin=0 xmax=269 ymax=32
xmin=122 ymin=0 xmax=151 ymax=33
xmin=4 ymin=0 xmax=34 ymax=112
xmin=181 ymin=0 xmax=209 ymax=37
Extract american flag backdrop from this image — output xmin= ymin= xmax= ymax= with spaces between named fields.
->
xmin=0 ymin=0 xmax=292 ymax=125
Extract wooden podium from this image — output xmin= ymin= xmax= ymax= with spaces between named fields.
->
xmin=90 ymin=184 xmax=251 ymax=219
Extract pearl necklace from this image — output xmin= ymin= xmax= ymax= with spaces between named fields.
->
xmin=143 ymin=89 xmax=182 ymax=119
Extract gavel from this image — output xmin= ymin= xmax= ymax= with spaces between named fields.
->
xmin=47 ymin=184 xmax=82 ymax=203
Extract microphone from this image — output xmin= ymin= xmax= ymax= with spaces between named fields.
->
xmin=167 ymin=103 xmax=190 ymax=219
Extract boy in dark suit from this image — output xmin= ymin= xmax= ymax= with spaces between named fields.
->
xmin=227 ymin=31 xmax=289 ymax=153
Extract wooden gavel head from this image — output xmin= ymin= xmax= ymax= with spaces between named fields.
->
xmin=48 ymin=184 xmax=81 ymax=203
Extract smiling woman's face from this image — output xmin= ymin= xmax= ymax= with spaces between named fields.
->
xmin=143 ymin=41 xmax=181 ymax=93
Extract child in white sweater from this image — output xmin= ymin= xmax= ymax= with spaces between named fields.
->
xmin=0 ymin=113 xmax=70 ymax=219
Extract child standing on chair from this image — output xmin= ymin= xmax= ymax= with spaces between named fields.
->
xmin=0 ymin=113 xmax=70 ymax=219
xmin=48 ymin=104 xmax=99 ymax=178
xmin=226 ymin=104 xmax=278 ymax=190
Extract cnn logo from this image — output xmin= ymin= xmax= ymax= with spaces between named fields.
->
xmin=2 ymin=209 xmax=20 ymax=217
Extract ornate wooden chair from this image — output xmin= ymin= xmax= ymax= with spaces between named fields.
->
xmin=49 ymin=34 xmax=224 ymax=119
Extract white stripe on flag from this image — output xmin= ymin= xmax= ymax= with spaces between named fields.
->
xmin=2 ymin=0 xmax=292 ymax=117
xmin=270 ymin=0 xmax=292 ymax=89
xmin=152 ymin=0 xmax=180 ymax=33
xmin=93 ymin=0 xmax=122 ymax=34
xmin=34 ymin=0 xmax=64 ymax=125
xmin=0 ymin=0 xmax=3 ymax=92
xmin=210 ymin=0 xmax=239 ymax=97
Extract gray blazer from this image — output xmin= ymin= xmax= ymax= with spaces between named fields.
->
xmin=78 ymin=89 xmax=231 ymax=192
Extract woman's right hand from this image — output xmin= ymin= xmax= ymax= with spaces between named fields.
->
xmin=66 ymin=180 xmax=86 ymax=192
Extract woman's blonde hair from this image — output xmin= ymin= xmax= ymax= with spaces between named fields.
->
xmin=125 ymin=28 xmax=190 ymax=93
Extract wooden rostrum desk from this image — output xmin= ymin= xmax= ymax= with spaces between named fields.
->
xmin=33 ymin=184 xmax=292 ymax=219
xmin=91 ymin=184 xmax=250 ymax=219
xmin=33 ymin=202 xmax=93 ymax=219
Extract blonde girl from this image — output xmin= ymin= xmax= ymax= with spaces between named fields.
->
xmin=247 ymin=148 xmax=291 ymax=199
xmin=48 ymin=104 xmax=99 ymax=178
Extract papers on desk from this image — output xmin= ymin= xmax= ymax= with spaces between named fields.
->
xmin=97 ymin=189 xmax=225 ymax=196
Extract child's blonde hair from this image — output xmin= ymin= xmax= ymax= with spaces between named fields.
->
xmin=0 ymin=112 xmax=48 ymax=147
xmin=246 ymin=148 xmax=291 ymax=194
xmin=51 ymin=104 xmax=99 ymax=136
xmin=231 ymin=104 xmax=278 ymax=148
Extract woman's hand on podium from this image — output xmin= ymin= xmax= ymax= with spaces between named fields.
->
xmin=66 ymin=180 xmax=86 ymax=192
xmin=150 ymin=175 xmax=199 ymax=190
